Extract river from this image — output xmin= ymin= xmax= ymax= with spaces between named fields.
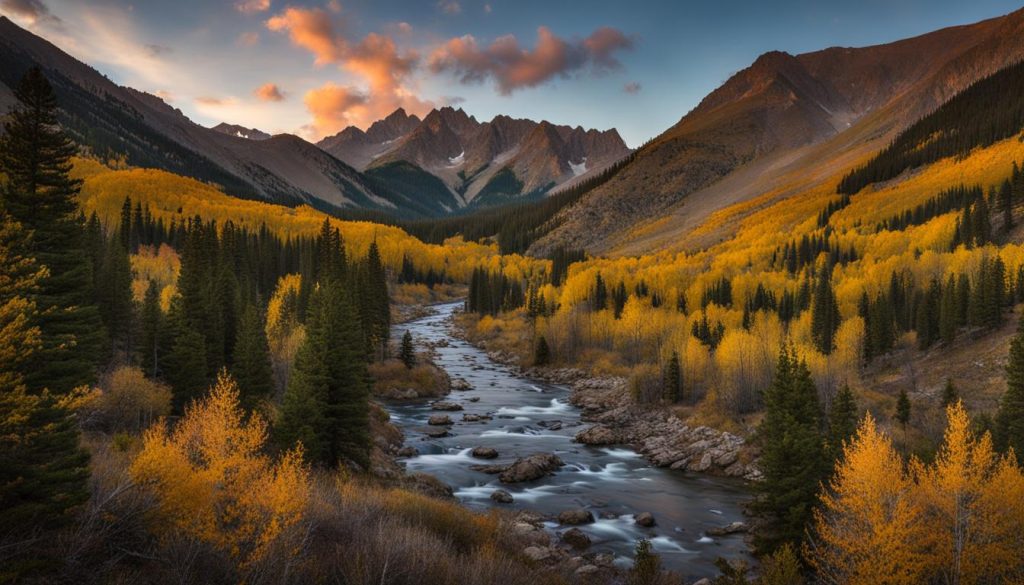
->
xmin=386 ymin=302 xmax=752 ymax=581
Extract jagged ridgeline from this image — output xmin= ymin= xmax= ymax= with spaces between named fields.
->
xmin=400 ymin=150 xmax=638 ymax=254
xmin=838 ymin=59 xmax=1024 ymax=195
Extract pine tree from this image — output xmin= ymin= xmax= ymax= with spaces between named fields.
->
xmin=996 ymin=314 xmax=1024 ymax=457
xmin=0 ymin=213 xmax=89 ymax=532
xmin=826 ymin=384 xmax=858 ymax=464
xmin=164 ymin=300 xmax=209 ymax=411
xmin=811 ymin=267 xmax=841 ymax=354
xmin=97 ymin=232 xmax=135 ymax=360
xmin=663 ymin=350 xmax=682 ymax=403
xmin=231 ymin=304 xmax=274 ymax=408
xmin=755 ymin=344 xmax=826 ymax=551
xmin=140 ymin=280 xmax=162 ymax=377
xmin=277 ymin=290 xmax=331 ymax=462
xmin=399 ymin=329 xmax=416 ymax=369
xmin=592 ymin=272 xmax=608 ymax=311
xmin=941 ymin=378 xmax=959 ymax=408
xmin=534 ymin=335 xmax=551 ymax=366
xmin=895 ymin=388 xmax=911 ymax=431
xmin=0 ymin=66 xmax=104 ymax=393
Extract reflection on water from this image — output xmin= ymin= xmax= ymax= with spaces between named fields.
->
xmin=386 ymin=302 xmax=752 ymax=580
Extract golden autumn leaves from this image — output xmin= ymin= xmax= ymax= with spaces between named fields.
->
xmin=809 ymin=403 xmax=1024 ymax=584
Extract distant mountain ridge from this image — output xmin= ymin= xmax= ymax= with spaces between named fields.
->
xmin=318 ymin=106 xmax=631 ymax=206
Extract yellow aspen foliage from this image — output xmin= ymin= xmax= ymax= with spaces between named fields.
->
xmin=912 ymin=402 xmax=1024 ymax=584
xmin=807 ymin=414 xmax=928 ymax=584
xmin=130 ymin=370 xmax=310 ymax=566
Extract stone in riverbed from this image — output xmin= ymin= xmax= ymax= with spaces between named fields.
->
xmin=706 ymin=521 xmax=749 ymax=536
xmin=490 ymin=489 xmax=513 ymax=504
xmin=574 ymin=424 xmax=618 ymax=445
xmin=499 ymin=453 xmax=564 ymax=483
xmin=396 ymin=446 xmax=418 ymax=457
xmin=427 ymin=414 xmax=452 ymax=425
xmin=423 ymin=427 xmax=449 ymax=438
xmin=451 ymin=378 xmax=473 ymax=391
xmin=469 ymin=463 xmax=506 ymax=474
xmin=634 ymin=512 xmax=656 ymax=527
xmin=561 ymin=527 xmax=591 ymax=549
xmin=575 ymin=564 xmax=600 ymax=576
xmin=471 ymin=446 xmax=499 ymax=459
xmin=431 ymin=401 xmax=463 ymax=411
xmin=522 ymin=546 xmax=552 ymax=562
xmin=557 ymin=508 xmax=594 ymax=525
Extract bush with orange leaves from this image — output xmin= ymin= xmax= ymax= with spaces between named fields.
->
xmin=129 ymin=370 xmax=310 ymax=569
xmin=807 ymin=402 xmax=1024 ymax=584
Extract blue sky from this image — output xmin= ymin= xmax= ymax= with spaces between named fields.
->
xmin=2 ymin=0 xmax=1021 ymax=146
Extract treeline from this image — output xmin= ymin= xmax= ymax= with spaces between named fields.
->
xmin=466 ymin=266 xmax=525 ymax=315
xmin=400 ymin=149 xmax=638 ymax=254
xmin=838 ymin=59 xmax=1024 ymax=195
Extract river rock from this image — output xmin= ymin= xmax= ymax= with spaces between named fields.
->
xmin=427 ymin=414 xmax=452 ymax=425
xmin=557 ymin=508 xmax=594 ymax=525
xmin=499 ymin=453 xmax=564 ymax=483
xmin=706 ymin=521 xmax=749 ymax=536
xmin=468 ymin=396 xmax=480 ymax=402
xmin=472 ymin=446 xmax=499 ymax=459
xmin=423 ymin=427 xmax=449 ymax=438
xmin=692 ymin=580 xmax=712 ymax=585
xmin=451 ymin=378 xmax=473 ymax=391
xmin=635 ymin=512 xmax=656 ymax=527
xmin=574 ymin=424 xmax=618 ymax=445
xmin=396 ymin=446 xmax=418 ymax=457
xmin=431 ymin=401 xmax=463 ymax=411
xmin=490 ymin=489 xmax=513 ymax=504
xmin=561 ymin=528 xmax=591 ymax=549
xmin=523 ymin=546 xmax=552 ymax=562
xmin=575 ymin=564 xmax=600 ymax=576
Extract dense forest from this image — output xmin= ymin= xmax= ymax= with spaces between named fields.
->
xmin=838 ymin=59 xmax=1024 ymax=195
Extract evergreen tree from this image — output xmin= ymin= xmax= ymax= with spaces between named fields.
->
xmin=0 ymin=214 xmax=89 ymax=532
xmin=939 ymin=275 xmax=958 ymax=344
xmin=826 ymin=385 xmax=858 ymax=465
xmin=811 ymin=267 xmax=841 ymax=355
xmin=164 ymin=300 xmax=209 ymax=411
xmin=399 ymin=330 xmax=416 ymax=369
xmin=896 ymin=388 xmax=912 ymax=431
xmin=277 ymin=289 xmax=331 ymax=462
xmin=534 ymin=335 xmax=551 ymax=366
xmin=97 ymin=232 xmax=135 ymax=360
xmin=140 ymin=279 xmax=162 ymax=378
xmin=941 ymin=378 xmax=959 ymax=408
xmin=592 ymin=272 xmax=608 ymax=311
xmin=231 ymin=304 xmax=274 ymax=408
xmin=0 ymin=66 xmax=104 ymax=393
xmin=755 ymin=344 xmax=826 ymax=552
xmin=996 ymin=314 xmax=1024 ymax=457
xmin=663 ymin=350 xmax=682 ymax=403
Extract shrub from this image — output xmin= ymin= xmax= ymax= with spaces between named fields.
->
xmin=86 ymin=366 xmax=172 ymax=432
xmin=629 ymin=364 xmax=663 ymax=405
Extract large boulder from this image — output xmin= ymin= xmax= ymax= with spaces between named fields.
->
xmin=574 ymin=424 xmax=618 ymax=445
xmin=490 ymin=489 xmax=513 ymax=504
xmin=431 ymin=401 xmax=463 ymax=411
xmin=561 ymin=527 xmax=591 ymax=549
xmin=499 ymin=453 xmax=564 ymax=483
xmin=557 ymin=508 xmax=594 ymax=525
xmin=427 ymin=414 xmax=452 ymax=426
xmin=451 ymin=378 xmax=473 ymax=391
xmin=707 ymin=521 xmax=749 ymax=536
xmin=471 ymin=446 xmax=499 ymax=459
xmin=634 ymin=512 xmax=656 ymax=527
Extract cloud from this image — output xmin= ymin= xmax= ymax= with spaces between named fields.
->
xmin=429 ymin=26 xmax=634 ymax=94
xmin=155 ymin=90 xmax=174 ymax=102
xmin=623 ymin=81 xmax=641 ymax=94
xmin=144 ymin=43 xmax=172 ymax=57
xmin=0 ymin=0 xmax=60 ymax=25
xmin=235 ymin=0 xmax=270 ymax=14
xmin=237 ymin=31 xmax=260 ymax=46
xmin=483 ymin=3 xmax=492 ymax=13
xmin=437 ymin=1 xmax=461 ymax=14
xmin=254 ymin=82 xmax=286 ymax=102
xmin=266 ymin=6 xmax=433 ymax=137
xmin=195 ymin=96 xmax=236 ymax=106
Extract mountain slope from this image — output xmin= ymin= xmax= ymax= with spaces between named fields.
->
xmin=531 ymin=7 xmax=1024 ymax=256
xmin=0 ymin=17 xmax=396 ymax=214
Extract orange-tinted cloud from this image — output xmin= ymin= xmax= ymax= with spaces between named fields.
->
xmin=429 ymin=26 xmax=634 ymax=94
xmin=1 ymin=0 xmax=60 ymax=25
xmin=266 ymin=6 xmax=433 ymax=137
xmin=254 ymin=82 xmax=286 ymax=102
xmin=235 ymin=0 xmax=270 ymax=14
xmin=195 ymin=96 xmax=235 ymax=106
xmin=237 ymin=31 xmax=260 ymax=47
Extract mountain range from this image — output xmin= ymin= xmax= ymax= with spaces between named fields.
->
xmin=0 ymin=16 xmax=628 ymax=219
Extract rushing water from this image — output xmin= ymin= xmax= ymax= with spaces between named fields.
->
xmin=386 ymin=302 xmax=752 ymax=580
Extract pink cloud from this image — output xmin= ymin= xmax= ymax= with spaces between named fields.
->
xmin=1 ymin=0 xmax=60 ymax=25
xmin=237 ymin=31 xmax=260 ymax=47
xmin=429 ymin=26 xmax=634 ymax=94
xmin=265 ymin=6 xmax=345 ymax=65
xmin=235 ymin=0 xmax=270 ymax=14
xmin=254 ymin=82 xmax=286 ymax=102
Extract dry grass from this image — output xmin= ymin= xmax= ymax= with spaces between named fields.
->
xmin=368 ymin=359 xmax=451 ymax=399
